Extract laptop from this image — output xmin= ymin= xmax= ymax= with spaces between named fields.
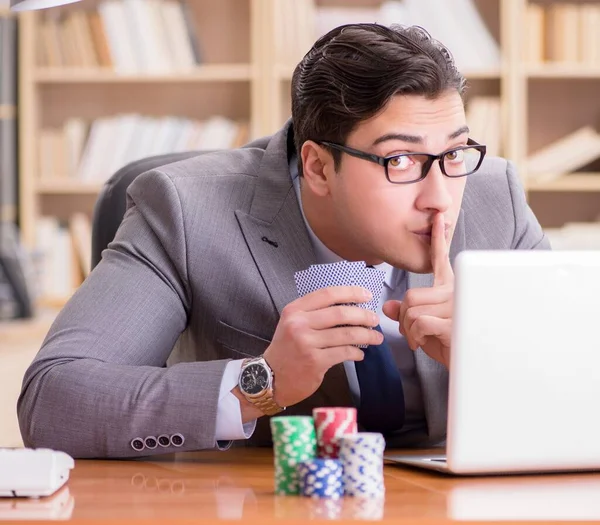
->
xmin=386 ymin=249 xmax=600 ymax=475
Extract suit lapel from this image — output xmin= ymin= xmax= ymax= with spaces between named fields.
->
xmin=236 ymin=121 xmax=353 ymax=409
xmin=408 ymin=209 xmax=466 ymax=443
xmin=235 ymin=191 xmax=315 ymax=314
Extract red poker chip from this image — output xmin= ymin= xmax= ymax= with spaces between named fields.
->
xmin=312 ymin=407 xmax=358 ymax=459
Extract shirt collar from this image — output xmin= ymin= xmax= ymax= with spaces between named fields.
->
xmin=290 ymin=154 xmax=401 ymax=290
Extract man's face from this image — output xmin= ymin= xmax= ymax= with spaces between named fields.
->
xmin=308 ymin=91 xmax=469 ymax=274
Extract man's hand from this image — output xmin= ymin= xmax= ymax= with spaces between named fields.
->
xmin=259 ymin=286 xmax=382 ymax=409
xmin=383 ymin=212 xmax=454 ymax=368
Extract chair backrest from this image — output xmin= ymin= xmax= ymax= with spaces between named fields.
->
xmin=90 ymin=151 xmax=204 ymax=270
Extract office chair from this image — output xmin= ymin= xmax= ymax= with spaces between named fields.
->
xmin=90 ymin=151 xmax=203 ymax=270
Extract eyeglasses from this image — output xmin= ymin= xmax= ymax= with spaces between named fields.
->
xmin=317 ymin=138 xmax=487 ymax=184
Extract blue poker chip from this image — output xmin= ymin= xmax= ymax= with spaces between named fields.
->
xmin=297 ymin=459 xmax=344 ymax=499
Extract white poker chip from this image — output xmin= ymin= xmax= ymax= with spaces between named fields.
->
xmin=338 ymin=432 xmax=386 ymax=498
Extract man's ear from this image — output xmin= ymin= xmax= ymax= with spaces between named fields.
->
xmin=300 ymin=140 xmax=335 ymax=197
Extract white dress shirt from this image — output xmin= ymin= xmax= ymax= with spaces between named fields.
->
xmin=212 ymin=155 xmax=427 ymax=443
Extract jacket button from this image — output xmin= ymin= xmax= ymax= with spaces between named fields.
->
xmin=131 ymin=438 xmax=145 ymax=451
xmin=170 ymin=433 xmax=185 ymax=447
xmin=158 ymin=435 xmax=170 ymax=447
xmin=144 ymin=436 xmax=158 ymax=450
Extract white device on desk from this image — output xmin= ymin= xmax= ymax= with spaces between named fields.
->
xmin=0 ymin=448 xmax=74 ymax=497
xmin=386 ymin=250 xmax=600 ymax=475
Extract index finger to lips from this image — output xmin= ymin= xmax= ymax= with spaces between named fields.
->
xmin=432 ymin=212 xmax=454 ymax=286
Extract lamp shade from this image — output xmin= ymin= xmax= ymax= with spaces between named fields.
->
xmin=10 ymin=0 xmax=80 ymax=10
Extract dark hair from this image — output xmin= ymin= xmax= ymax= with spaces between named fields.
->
xmin=291 ymin=23 xmax=467 ymax=174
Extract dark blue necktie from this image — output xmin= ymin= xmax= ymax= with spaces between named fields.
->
xmin=354 ymin=325 xmax=405 ymax=434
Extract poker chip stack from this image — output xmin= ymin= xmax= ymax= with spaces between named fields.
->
xmin=312 ymin=407 xmax=358 ymax=459
xmin=338 ymin=432 xmax=386 ymax=498
xmin=270 ymin=416 xmax=317 ymax=496
xmin=270 ymin=408 xmax=386 ymax=502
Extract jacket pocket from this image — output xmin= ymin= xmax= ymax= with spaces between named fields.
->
xmin=216 ymin=320 xmax=272 ymax=359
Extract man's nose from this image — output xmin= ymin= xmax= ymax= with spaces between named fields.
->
xmin=414 ymin=160 xmax=452 ymax=213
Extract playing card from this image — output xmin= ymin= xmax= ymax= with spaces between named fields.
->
xmin=293 ymin=261 xmax=386 ymax=349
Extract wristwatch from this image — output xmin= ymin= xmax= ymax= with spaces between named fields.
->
xmin=238 ymin=356 xmax=285 ymax=416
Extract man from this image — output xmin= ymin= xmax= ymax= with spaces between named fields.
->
xmin=18 ymin=24 xmax=549 ymax=458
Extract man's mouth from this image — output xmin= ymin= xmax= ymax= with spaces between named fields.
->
xmin=412 ymin=224 xmax=451 ymax=240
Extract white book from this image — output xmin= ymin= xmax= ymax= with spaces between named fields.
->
xmin=186 ymin=121 xmax=206 ymax=151
xmin=76 ymin=117 xmax=112 ymax=181
xmin=117 ymin=114 xmax=146 ymax=166
xmin=443 ymin=0 xmax=500 ymax=71
xmin=128 ymin=116 xmax=162 ymax=162
xmin=409 ymin=0 xmax=472 ymax=69
xmin=98 ymin=0 xmax=140 ymax=74
xmin=527 ymin=126 xmax=600 ymax=177
xmin=164 ymin=118 xmax=189 ymax=154
xmin=123 ymin=0 xmax=168 ymax=73
xmin=171 ymin=119 xmax=196 ymax=152
xmin=105 ymin=114 xmax=139 ymax=177
xmin=63 ymin=118 xmax=88 ymax=179
xmin=147 ymin=0 xmax=176 ymax=72
xmin=147 ymin=117 xmax=174 ymax=156
xmin=160 ymin=1 xmax=196 ymax=70
xmin=200 ymin=116 xmax=239 ymax=150
xmin=151 ymin=117 xmax=185 ymax=156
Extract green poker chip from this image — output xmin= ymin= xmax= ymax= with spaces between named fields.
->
xmin=270 ymin=416 xmax=317 ymax=495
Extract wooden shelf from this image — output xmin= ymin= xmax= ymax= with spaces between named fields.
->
xmin=274 ymin=64 xmax=502 ymax=81
xmin=34 ymin=64 xmax=254 ymax=83
xmin=527 ymin=64 xmax=600 ymax=79
xmin=37 ymin=180 xmax=104 ymax=194
xmin=527 ymin=174 xmax=600 ymax=192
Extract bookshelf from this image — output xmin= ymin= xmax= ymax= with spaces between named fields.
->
xmin=17 ymin=0 xmax=265 ymax=306
xmin=15 ymin=0 xmax=600 ymax=307
xmin=521 ymin=0 xmax=600 ymax=206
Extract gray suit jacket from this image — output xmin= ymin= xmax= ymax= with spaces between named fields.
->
xmin=17 ymin=122 xmax=549 ymax=458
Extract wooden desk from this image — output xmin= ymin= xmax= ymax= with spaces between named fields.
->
xmin=3 ymin=448 xmax=600 ymax=524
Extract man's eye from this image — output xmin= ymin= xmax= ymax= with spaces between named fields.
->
xmin=446 ymin=149 xmax=464 ymax=163
xmin=388 ymin=155 xmax=411 ymax=170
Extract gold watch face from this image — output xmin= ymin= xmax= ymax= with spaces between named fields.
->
xmin=240 ymin=363 xmax=270 ymax=395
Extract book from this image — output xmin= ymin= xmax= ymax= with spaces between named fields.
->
xmin=37 ymin=0 xmax=202 ymax=73
xmin=42 ymin=115 xmax=248 ymax=183
xmin=526 ymin=126 xmax=600 ymax=181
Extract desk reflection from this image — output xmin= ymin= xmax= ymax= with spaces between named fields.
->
xmin=447 ymin=476 xmax=600 ymax=521
xmin=0 ymin=486 xmax=74 ymax=521
xmin=27 ymin=449 xmax=600 ymax=523
xmin=274 ymin=495 xmax=385 ymax=520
